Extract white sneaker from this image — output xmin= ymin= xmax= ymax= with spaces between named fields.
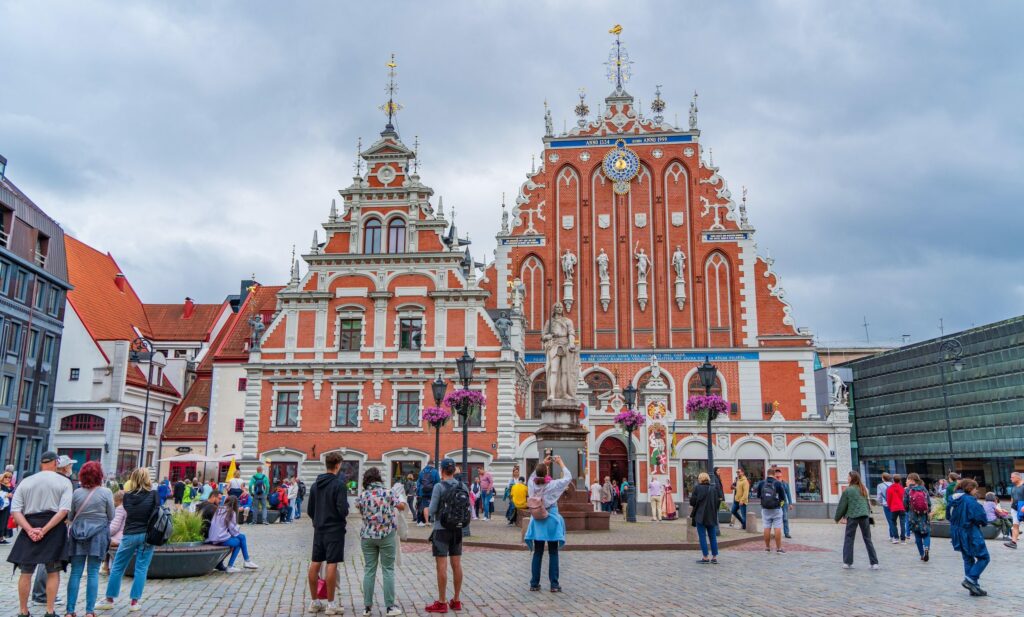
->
xmin=129 ymin=602 xmax=142 ymax=612
xmin=309 ymin=600 xmax=325 ymax=613
xmin=226 ymin=566 xmax=241 ymax=573
xmin=870 ymin=564 xmax=880 ymax=570
xmin=96 ymin=599 xmax=114 ymax=611
xmin=325 ymin=602 xmax=342 ymax=615
xmin=416 ymin=522 xmax=425 ymax=527
xmin=363 ymin=608 xmax=372 ymax=617
xmin=243 ymin=560 xmax=260 ymax=569
xmin=386 ymin=606 xmax=403 ymax=616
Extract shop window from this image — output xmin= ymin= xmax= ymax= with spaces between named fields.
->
xmin=794 ymin=460 xmax=823 ymax=502
xmin=738 ymin=459 xmax=765 ymax=489
xmin=390 ymin=460 xmax=422 ymax=486
xmin=681 ymin=459 xmax=708 ymax=497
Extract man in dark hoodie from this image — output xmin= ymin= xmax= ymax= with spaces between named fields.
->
xmin=306 ymin=452 xmax=349 ymax=615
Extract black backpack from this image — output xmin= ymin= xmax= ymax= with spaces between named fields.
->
xmin=760 ymin=478 xmax=781 ymax=510
xmin=146 ymin=492 xmax=173 ymax=547
xmin=437 ymin=481 xmax=472 ymax=531
xmin=298 ymin=481 xmax=306 ymax=499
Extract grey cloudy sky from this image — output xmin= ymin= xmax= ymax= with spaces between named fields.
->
xmin=2 ymin=1 xmax=1021 ymax=345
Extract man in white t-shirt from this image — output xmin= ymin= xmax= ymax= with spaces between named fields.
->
xmin=648 ymin=478 xmax=665 ymax=521
xmin=589 ymin=481 xmax=602 ymax=512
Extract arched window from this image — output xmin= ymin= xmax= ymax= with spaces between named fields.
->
xmin=687 ymin=371 xmax=722 ymax=398
xmin=60 ymin=413 xmax=105 ymax=431
xmin=386 ymin=219 xmax=406 ymax=253
xmin=520 ymin=256 xmax=544 ymax=331
xmin=363 ymin=219 xmax=382 ymax=254
xmin=704 ymin=252 xmax=733 ymax=344
xmin=585 ymin=372 xmax=613 ymax=410
xmin=530 ymin=376 xmax=546 ymax=420
xmin=120 ymin=416 xmax=143 ymax=434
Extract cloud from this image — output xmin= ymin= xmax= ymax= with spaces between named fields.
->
xmin=1 ymin=0 xmax=1020 ymax=343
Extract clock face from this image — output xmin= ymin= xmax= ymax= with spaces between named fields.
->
xmin=602 ymin=140 xmax=640 ymax=186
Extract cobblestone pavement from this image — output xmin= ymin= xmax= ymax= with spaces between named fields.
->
xmin=1 ymin=516 xmax=1019 ymax=617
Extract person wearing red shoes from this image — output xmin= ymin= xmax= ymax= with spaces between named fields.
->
xmin=424 ymin=458 xmax=470 ymax=614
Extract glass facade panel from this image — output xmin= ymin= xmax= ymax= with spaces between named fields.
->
xmin=794 ymin=460 xmax=822 ymax=502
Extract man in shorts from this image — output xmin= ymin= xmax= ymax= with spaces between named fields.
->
xmin=306 ymin=452 xmax=349 ymax=615
xmin=426 ymin=458 xmax=465 ymax=614
xmin=7 ymin=451 xmax=73 ymax=617
xmin=757 ymin=468 xmax=787 ymax=554
xmin=1005 ymin=471 xmax=1024 ymax=549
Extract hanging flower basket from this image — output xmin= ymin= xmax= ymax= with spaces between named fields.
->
xmin=443 ymin=389 xmax=486 ymax=410
xmin=614 ymin=409 xmax=645 ymax=432
xmin=422 ymin=406 xmax=452 ymax=427
xmin=686 ymin=394 xmax=729 ymax=424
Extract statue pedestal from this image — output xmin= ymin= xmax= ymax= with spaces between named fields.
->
xmin=535 ymin=399 xmax=610 ymax=532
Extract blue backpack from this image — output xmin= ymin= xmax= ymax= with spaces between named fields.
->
xmin=269 ymin=492 xmax=279 ymax=508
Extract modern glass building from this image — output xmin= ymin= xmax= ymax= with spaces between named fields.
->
xmin=844 ymin=315 xmax=1024 ymax=497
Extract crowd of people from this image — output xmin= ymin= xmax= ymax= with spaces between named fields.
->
xmin=3 ymin=453 xmax=1021 ymax=616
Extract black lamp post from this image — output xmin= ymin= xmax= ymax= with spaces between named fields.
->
xmin=454 ymin=347 xmax=476 ymax=536
xmin=622 ymin=382 xmax=638 ymax=523
xmin=696 ymin=357 xmax=719 ymax=492
xmin=130 ymin=337 xmax=156 ymax=470
xmin=431 ymin=375 xmax=448 ymax=467
xmin=938 ymin=338 xmax=963 ymax=474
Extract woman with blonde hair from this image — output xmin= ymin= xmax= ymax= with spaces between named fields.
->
xmin=96 ymin=468 xmax=158 ymax=612
xmin=834 ymin=470 xmax=879 ymax=569
xmin=688 ymin=472 xmax=722 ymax=563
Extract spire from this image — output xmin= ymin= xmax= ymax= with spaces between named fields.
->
xmin=651 ymin=84 xmax=666 ymax=124
xmin=354 ymin=137 xmax=363 ymax=177
xmin=379 ymin=53 xmax=402 ymax=136
xmin=329 ymin=198 xmax=337 ymax=223
xmin=437 ymin=195 xmax=444 ymax=217
xmin=689 ymin=90 xmax=699 ymax=130
xmin=531 ymin=154 xmax=535 ymax=174
xmin=288 ymin=245 xmax=299 ymax=287
xmin=739 ymin=186 xmax=750 ymax=229
xmin=412 ymin=134 xmax=420 ymax=173
xmin=311 ymin=230 xmax=319 ymax=254
xmin=604 ymin=25 xmax=633 ymax=98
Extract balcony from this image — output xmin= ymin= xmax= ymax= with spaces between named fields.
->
xmin=34 ymin=250 xmax=46 ymax=268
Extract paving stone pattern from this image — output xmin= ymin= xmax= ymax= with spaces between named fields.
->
xmin=0 ymin=516 xmax=1018 ymax=616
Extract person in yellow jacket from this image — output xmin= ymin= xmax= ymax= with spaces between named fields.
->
xmin=730 ymin=468 xmax=750 ymax=530
xmin=508 ymin=476 xmax=529 ymax=526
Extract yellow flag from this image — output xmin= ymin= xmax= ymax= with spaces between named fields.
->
xmin=226 ymin=457 xmax=237 ymax=481
xmin=609 ymin=24 xmax=623 ymax=35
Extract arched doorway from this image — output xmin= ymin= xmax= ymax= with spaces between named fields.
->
xmin=599 ymin=436 xmax=630 ymax=486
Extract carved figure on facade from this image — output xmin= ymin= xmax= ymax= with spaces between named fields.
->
xmin=671 ymin=246 xmax=687 ymax=310
xmin=596 ymin=249 xmax=610 ymax=282
xmin=494 ymin=311 xmax=512 ymax=349
xmin=510 ymin=277 xmax=525 ymax=312
xmin=561 ymin=249 xmax=577 ymax=281
xmin=541 ymin=301 xmax=579 ymax=401
xmin=634 ymin=243 xmax=651 ymax=284
xmin=828 ymin=369 xmax=849 ymax=407
xmin=248 ymin=314 xmax=266 ymax=351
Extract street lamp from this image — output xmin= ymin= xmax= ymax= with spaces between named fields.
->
xmin=454 ymin=347 xmax=476 ymax=536
xmin=431 ymin=375 xmax=448 ymax=467
xmin=129 ymin=337 xmax=155 ymax=471
xmin=938 ymin=338 xmax=963 ymax=474
xmin=622 ymin=382 xmax=638 ymax=523
xmin=697 ymin=357 xmax=719 ymax=493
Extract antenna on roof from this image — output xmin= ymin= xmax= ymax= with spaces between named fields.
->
xmin=862 ymin=316 xmax=870 ymax=342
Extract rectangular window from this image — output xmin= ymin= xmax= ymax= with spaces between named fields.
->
xmin=42 ymin=335 xmax=55 ymax=366
xmin=149 ymin=420 xmax=157 ymax=436
xmin=33 ymin=282 xmax=46 ymax=310
xmin=19 ymin=380 xmax=32 ymax=410
xmin=459 ymin=403 xmax=483 ymax=428
xmin=13 ymin=270 xmax=26 ymax=302
xmin=6 ymin=322 xmax=21 ymax=356
xmin=0 ymin=375 xmax=13 ymax=406
xmin=275 ymin=391 xmax=299 ymax=427
xmin=338 ymin=319 xmax=362 ymax=351
xmin=335 ymin=391 xmax=359 ymax=427
xmin=794 ymin=460 xmax=823 ymax=502
xmin=69 ymin=367 xmax=80 ymax=381
xmin=47 ymin=287 xmax=60 ymax=315
xmin=237 ymin=377 xmax=247 ymax=391
xmin=738 ymin=459 xmax=766 ymax=489
xmin=35 ymin=383 xmax=48 ymax=413
xmin=0 ymin=261 xmax=9 ymax=295
xmin=395 ymin=391 xmax=419 ymax=427
xmin=399 ymin=317 xmax=422 ymax=350
xmin=27 ymin=329 xmax=39 ymax=362
xmin=117 ymin=449 xmax=139 ymax=477
xmin=145 ymin=451 xmax=154 ymax=468
xmin=234 ymin=418 xmax=244 ymax=432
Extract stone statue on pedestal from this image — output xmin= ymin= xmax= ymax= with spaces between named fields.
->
xmin=541 ymin=302 xmax=579 ymax=402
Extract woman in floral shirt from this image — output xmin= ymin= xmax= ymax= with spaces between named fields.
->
xmin=356 ymin=467 xmax=406 ymax=616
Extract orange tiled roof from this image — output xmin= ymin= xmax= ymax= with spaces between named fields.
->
xmin=214 ymin=285 xmax=283 ymax=361
xmin=162 ymin=376 xmax=211 ymax=440
xmin=65 ymin=235 xmax=149 ymax=343
xmin=144 ymin=303 xmax=224 ymax=342
xmin=126 ymin=364 xmax=181 ymax=398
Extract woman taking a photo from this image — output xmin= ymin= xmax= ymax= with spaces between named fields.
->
xmin=96 ymin=468 xmax=158 ymax=612
xmin=834 ymin=470 xmax=879 ymax=569
xmin=356 ymin=466 xmax=405 ymax=617
xmin=64 ymin=460 xmax=115 ymax=617
xmin=208 ymin=496 xmax=259 ymax=572
xmin=524 ymin=455 xmax=573 ymax=593
xmin=689 ymin=472 xmax=721 ymax=563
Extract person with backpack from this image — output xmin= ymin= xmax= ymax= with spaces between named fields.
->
xmin=172 ymin=478 xmax=186 ymax=511
xmin=63 ymin=460 xmax=115 ymax=617
xmin=207 ymin=495 xmax=259 ymax=573
xmin=181 ymin=478 xmax=195 ymax=513
xmin=248 ymin=466 xmax=271 ymax=525
xmin=835 ymin=470 xmax=879 ymax=569
xmin=95 ymin=468 xmax=159 ymax=612
xmin=948 ymin=479 xmax=990 ymax=596
xmin=886 ymin=474 xmax=908 ymax=544
xmin=416 ymin=463 xmax=440 ymax=527
xmin=756 ymin=467 xmax=787 ymax=553
xmin=356 ymin=467 xmax=406 ymax=617
xmin=524 ymin=455 xmax=573 ymax=592
xmin=425 ymin=458 xmax=469 ymax=613
xmin=295 ymin=477 xmax=306 ymax=520
xmin=903 ymin=472 xmax=932 ymax=561
xmin=306 ymin=452 xmax=349 ymax=616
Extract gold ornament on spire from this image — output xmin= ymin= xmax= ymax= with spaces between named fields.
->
xmin=379 ymin=53 xmax=402 ymax=129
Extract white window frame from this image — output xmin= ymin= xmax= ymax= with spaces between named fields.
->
xmin=270 ymin=384 xmax=303 ymax=432
xmin=331 ymin=386 xmax=362 ymax=432
xmin=394 ymin=304 xmax=427 ymax=356
xmin=335 ymin=305 xmax=367 ymax=356
xmin=391 ymin=385 xmax=424 ymax=432
xmin=452 ymin=385 xmax=487 ymax=432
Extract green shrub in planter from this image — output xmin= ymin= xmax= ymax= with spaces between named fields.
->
xmin=169 ymin=511 xmax=205 ymax=544
xmin=930 ymin=500 xmax=946 ymax=521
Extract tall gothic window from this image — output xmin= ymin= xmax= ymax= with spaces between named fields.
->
xmin=387 ymin=219 xmax=406 ymax=253
xmin=704 ymin=252 xmax=733 ymax=343
xmin=530 ymin=376 xmax=546 ymax=420
xmin=363 ymin=219 xmax=382 ymax=254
